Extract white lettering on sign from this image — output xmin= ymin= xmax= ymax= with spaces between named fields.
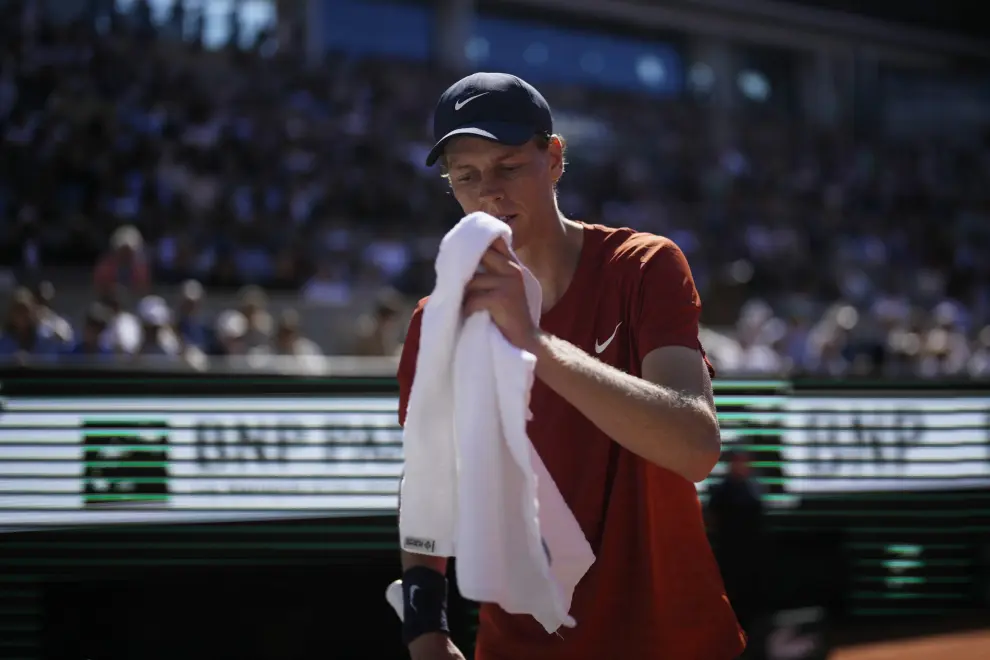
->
xmin=783 ymin=397 xmax=990 ymax=492
xmin=0 ymin=394 xmax=988 ymax=529
xmin=0 ymin=397 xmax=404 ymax=528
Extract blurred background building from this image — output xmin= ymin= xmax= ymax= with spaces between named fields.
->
xmin=1 ymin=0 xmax=989 ymax=378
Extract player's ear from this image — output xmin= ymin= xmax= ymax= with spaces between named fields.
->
xmin=548 ymin=134 xmax=566 ymax=182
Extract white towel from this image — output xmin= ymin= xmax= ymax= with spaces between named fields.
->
xmin=396 ymin=212 xmax=595 ymax=634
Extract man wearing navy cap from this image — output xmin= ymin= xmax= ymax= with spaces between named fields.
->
xmin=397 ymin=72 xmax=745 ymax=660
xmin=424 ymin=72 xmax=555 ymax=169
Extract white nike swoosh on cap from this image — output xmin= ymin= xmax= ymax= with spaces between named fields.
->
xmin=454 ymin=92 xmax=489 ymax=111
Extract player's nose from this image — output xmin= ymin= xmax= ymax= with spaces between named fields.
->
xmin=478 ymin=180 xmax=505 ymax=204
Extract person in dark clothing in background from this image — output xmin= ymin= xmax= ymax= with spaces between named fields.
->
xmin=174 ymin=280 xmax=211 ymax=351
xmin=707 ymin=449 xmax=771 ymax=659
xmin=65 ymin=303 xmax=114 ymax=359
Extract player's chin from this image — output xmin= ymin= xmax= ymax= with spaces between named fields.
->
xmin=507 ymin=224 xmax=528 ymax=249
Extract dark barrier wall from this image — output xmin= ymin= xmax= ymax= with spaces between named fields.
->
xmin=0 ymin=367 xmax=988 ymax=659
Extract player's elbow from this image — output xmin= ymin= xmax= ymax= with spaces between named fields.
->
xmin=685 ymin=412 xmax=721 ymax=483
xmin=689 ymin=441 xmax=721 ymax=483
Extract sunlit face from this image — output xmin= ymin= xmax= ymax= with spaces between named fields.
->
xmin=444 ymin=136 xmax=563 ymax=250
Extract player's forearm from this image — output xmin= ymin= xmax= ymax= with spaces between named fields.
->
xmin=529 ymin=332 xmax=720 ymax=482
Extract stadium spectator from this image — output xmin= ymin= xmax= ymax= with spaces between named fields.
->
xmin=0 ymin=288 xmax=63 ymax=362
xmin=134 ymin=295 xmax=181 ymax=358
xmin=212 ymin=309 xmax=250 ymax=360
xmin=98 ymin=285 xmax=142 ymax=355
xmin=251 ymin=308 xmax=325 ymax=375
xmin=302 ymin=261 xmax=353 ymax=306
xmin=134 ymin=293 xmax=209 ymax=370
xmin=918 ymin=301 xmax=970 ymax=377
xmin=64 ymin=302 xmax=114 ymax=359
xmin=174 ymin=279 xmax=211 ymax=350
xmin=93 ymin=226 xmax=151 ymax=298
xmin=233 ymin=285 xmax=274 ymax=351
xmin=273 ymin=309 xmax=322 ymax=357
xmin=32 ymin=280 xmax=74 ymax=345
xmin=353 ymin=289 xmax=405 ymax=357
xmin=968 ymin=326 xmax=990 ymax=377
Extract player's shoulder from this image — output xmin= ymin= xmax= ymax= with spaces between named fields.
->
xmin=582 ymin=223 xmax=682 ymax=270
xmin=398 ymin=296 xmax=429 ymax=381
xmin=403 ymin=296 xmax=429 ymax=338
xmin=406 ymin=295 xmax=429 ymax=319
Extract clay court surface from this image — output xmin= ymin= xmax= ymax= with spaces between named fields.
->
xmin=833 ymin=629 xmax=990 ymax=660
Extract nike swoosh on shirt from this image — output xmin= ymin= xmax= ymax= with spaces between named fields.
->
xmin=409 ymin=585 xmax=420 ymax=612
xmin=454 ymin=93 xmax=488 ymax=110
xmin=595 ymin=322 xmax=622 ymax=354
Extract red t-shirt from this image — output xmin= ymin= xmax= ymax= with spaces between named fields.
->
xmin=397 ymin=224 xmax=745 ymax=660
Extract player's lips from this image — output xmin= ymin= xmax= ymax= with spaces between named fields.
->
xmin=498 ymin=214 xmax=518 ymax=225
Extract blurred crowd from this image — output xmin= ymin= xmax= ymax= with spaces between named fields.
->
xmin=1 ymin=0 xmax=989 ymax=377
xmin=2 ymin=247 xmax=408 ymax=373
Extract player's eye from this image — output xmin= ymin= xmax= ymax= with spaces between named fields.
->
xmin=454 ymin=171 xmax=477 ymax=184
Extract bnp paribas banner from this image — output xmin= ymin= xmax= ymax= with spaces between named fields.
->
xmin=0 ymin=377 xmax=987 ymax=530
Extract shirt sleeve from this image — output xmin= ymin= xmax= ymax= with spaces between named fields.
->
xmin=633 ymin=238 xmax=715 ymax=377
xmin=396 ymin=298 xmax=427 ymax=427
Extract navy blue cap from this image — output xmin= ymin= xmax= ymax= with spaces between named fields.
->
xmin=426 ymin=72 xmax=553 ymax=167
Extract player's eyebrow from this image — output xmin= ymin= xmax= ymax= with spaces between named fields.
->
xmin=495 ymin=150 xmax=520 ymax=163
xmin=448 ymin=147 xmax=525 ymax=171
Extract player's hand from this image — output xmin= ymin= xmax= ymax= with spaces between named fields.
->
xmin=408 ymin=633 xmax=466 ymax=660
xmin=464 ymin=239 xmax=540 ymax=352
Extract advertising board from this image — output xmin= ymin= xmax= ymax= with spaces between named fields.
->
xmin=1 ymin=390 xmax=987 ymax=529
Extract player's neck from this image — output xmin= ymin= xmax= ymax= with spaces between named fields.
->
xmin=515 ymin=213 xmax=584 ymax=312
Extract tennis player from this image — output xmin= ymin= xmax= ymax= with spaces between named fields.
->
xmin=396 ymin=72 xmax=746 ymax=660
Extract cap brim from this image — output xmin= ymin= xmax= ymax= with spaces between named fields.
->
xmin=425 ymin=122 xmax=537 ymax=166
